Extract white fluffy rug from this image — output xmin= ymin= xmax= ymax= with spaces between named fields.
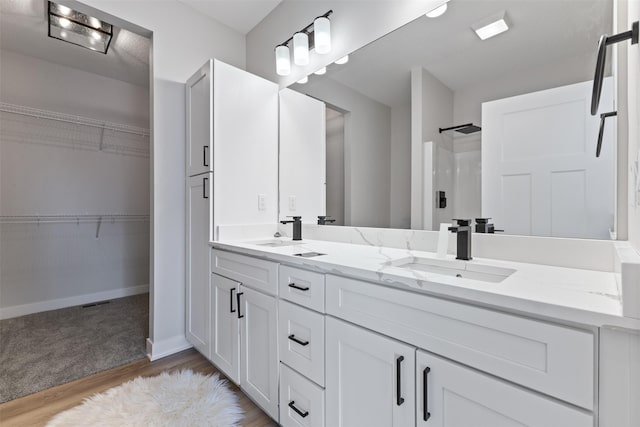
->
xmin=46 ymin=370 xmax=243 ymax=427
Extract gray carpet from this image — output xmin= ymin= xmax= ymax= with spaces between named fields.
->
xmin=0 ymin=293 xmax=149 ymax=403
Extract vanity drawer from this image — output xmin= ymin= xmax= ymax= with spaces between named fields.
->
xmin=326 ymin=275 xmax=595 ymax=410
xmin=280 ymin=363 xmax=325 ymax=427
xmin=211 ymin=249 xmax=278 ymax=295
xmin=279 ymin=265 xmax=325 ymax=313
xmin=279 ymin=300 xmax=325 ymax=386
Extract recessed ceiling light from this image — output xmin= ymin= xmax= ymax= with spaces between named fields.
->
xmin=297 ymin=76 xmax=308 ymax=84
xmin=472 ymin=11 xmax=510 ymax=40
xmin=335 ymin=55 xmax=349 ymax=65
xmin=426 ymin=3 xmax=448 ymax=18
xmin=314 ymin=67 xmax=327 ymax=75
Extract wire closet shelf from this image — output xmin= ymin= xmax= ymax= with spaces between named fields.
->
xmin=0 ymin=102 xmax=150 ymax=157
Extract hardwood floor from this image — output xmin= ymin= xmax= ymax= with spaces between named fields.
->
xmin=0 ymin=348 xmax=276 ymax=427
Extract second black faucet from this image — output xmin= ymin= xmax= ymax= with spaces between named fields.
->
xmin=280 ymin=216 xmax=302 ymax=240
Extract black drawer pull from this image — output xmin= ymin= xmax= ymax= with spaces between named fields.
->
xmin=288 ymin=401 xmax=309 ymax=418
xmin=203 ymin=145 xmax=209 ymax=167
xmin=288 ymin=334 xmax=309 ymax=346
xmin=229 ymin=288 xmax=236 ymax=313
xmin=288 ymin=283 xmax=310 ymax=291
xmin=396 ymin=355 xmax=405 ymax=406
xmin=423 ymin=366 xmax=431 ymax=421
xmin=202 ymin=177 xmax=208 ymax=199
xmin=236 ymin=292 xmax=244 ymax=319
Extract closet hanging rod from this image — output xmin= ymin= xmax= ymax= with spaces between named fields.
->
xmin=0 ymin=102 xmax=150 ymax=137
xmin=0 ymin=214 xmax=149 ymax=224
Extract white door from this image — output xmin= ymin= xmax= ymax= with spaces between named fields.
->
xmin=239 ymin=286 xmax=279 ymax=420
xmin=326 ymin=317 xmax=415 ymax=427
xmin=210 ymin=273 xmax=239 ymax=383
xmin=482 ymin=78 xmax=615 ymax=239
xmin=186 ymin=60 xmax=213 ymax=177
xmin=279 ymin=88 xmax=326 ymax=221
xmin=416 ymin=350 xmax=592 ymax=427
xmin=185 ymin=174 xmax=212 ymax=357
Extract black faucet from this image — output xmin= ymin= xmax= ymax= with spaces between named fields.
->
xmin=280 ymin=216 xmax=302 ymax=240
xmin=448 ymin=219 xmax=472 ymax=260
xmin=475 ymin=218 xmax=504 ymax=234
xmin=317 ymin=215 xmax=336 ymax=225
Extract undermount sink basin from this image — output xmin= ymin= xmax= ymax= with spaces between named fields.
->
xmin=251 ymin=239 xmax=304 ymax=247
xmin=390 ymin=257 xmax=515 ymax=283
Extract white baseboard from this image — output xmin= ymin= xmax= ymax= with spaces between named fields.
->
xmin=146 ymin=335 xmax=193 ymax=361
xmin=0 ymin=285 xmax=149 ymax=320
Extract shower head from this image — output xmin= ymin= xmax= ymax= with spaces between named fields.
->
xmin=439 ymin=123 xmax=482 ymax=135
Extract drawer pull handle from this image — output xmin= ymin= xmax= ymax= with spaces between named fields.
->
xmin=288 ymin=334 xmax=309 ymax=346
xmin=423 ymin=366 xmax=431 ymax=421
xmin=288 ymin=401 xmax=309 ymax=418
xmin=288 ymin=283 xmax=310 ymax=291
xmin=203 ymin=145 xmax=209 ymax=167
xmin=229 ymin=288 xmax=236 ymax=313
xmin=396 ymin=355 xmax=405 ymax=406
xmin=236 ymin=292 xmax=244 ymax=319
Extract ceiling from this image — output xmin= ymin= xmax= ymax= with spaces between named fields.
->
xmin=303 ymin=0 xmax=612 ymax=108
xmin=0 ymin=0 xmax=151 ymax=87
xmin=178 ymin=0 xmax=282 ymax=34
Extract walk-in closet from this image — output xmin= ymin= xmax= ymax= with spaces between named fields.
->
xmin=0 ymin=0 xmax=151 ymax=402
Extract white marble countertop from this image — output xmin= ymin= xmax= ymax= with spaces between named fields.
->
xmin=210 ymin=238 xmax=640 ymax=330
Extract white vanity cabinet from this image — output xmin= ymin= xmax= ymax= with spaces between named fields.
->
xmin=416 ymin=351 xmax=593 ymax=427
xmin=209 ymin=249 xmax=279 ymax=420
xmin=326 ymin=316 xmax=416 ymax=427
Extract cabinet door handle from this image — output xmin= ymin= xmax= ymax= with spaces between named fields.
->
xmin=229 ymin=288 xmax=236 ymax=313
xmin=396 ymin=355 xmax=405 ymax=406
xmin=236 ymin=292 xmax=244 ymax=319
xmin=203 ymin=145 xmax=209 ymax=167
xmin=288 ymin=401 xmax=309 ymax=418
xmin=288 ymin=334 xmax=309 ymax=346
xmin=202 ymin=177 xmax=208 ymax=199
xmin=288 ymin=283 xmax=310 ymax=291
xmin=423 ymin=367 xmax=431 ymax=421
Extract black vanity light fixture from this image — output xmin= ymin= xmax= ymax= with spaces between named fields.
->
xmin=275 ymin=10 xmax=333 ymax=76
xmin=48 ymin=2 xmax=113 ymax=54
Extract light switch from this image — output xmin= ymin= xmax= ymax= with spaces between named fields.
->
xmin=288 ymin=195 xmax=297 ymax=211
xmin=258 ymin=194 xmax=266 ymax=211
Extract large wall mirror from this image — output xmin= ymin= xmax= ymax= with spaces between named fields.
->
xmin=281 ymin=0 xmax=616 ymax=240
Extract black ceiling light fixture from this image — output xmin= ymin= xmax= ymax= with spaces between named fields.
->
xmin=48 ymin=1 xmax=113 ymax=54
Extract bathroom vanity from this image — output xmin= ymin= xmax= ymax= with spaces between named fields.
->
xmin=197 ymin=237 xmax=639 ymax=427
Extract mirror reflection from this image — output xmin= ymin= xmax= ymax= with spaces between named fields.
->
xmin=286 ymin=0 xmax=615 ymax=240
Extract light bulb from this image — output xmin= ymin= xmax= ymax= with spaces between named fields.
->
xmin=293 ymin=32 xmax=309 ymax=66
xmin=89 ymin=17 xmax=101 ymax=29
xmin=92 ymin=31 xmax=102 ymax=40
xmin=297 ymin=76 xmax=308 ymax=84
xmin=57 ymin=5 xmax=71 ymax=16
xmin=314 ymin=67 xmax=326 ymax=75
xmin=60 ymin=31 xmax=68 ymax=38
xmin=275 ymin=45 xmax=291 ymax=76
xmin=313 ymin=16 xmax=331 ymax=54
xmin=335 ymin=55 xmax=349 ymax=65
xmin=59 ymin=18 xmax=71 ymax=28
xmin=426 ymin=3 xmax=448 ymax=18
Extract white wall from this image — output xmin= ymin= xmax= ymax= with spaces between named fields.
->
xmin=411 ymin=67 xmax=453 ymax=230
xmin=303 ymin=78 xmax=391 ymax=228
xmin=390 ymin=104 xmax=411 ymax=229
xmin=626 ymin=0 xmax=640 ymax=252
xmin=246 ymin=0 xmax=448 ymax=87
xmin=0 ymin=50 xmax=150 ymax=317
xmin=69 ymin=0 xmax=246 ymax=359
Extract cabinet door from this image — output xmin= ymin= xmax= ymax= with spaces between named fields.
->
xmin=326 ymin=317 xmax=415 ymax=427
xmin=239 ymin=286 xmax=279 ymax=420
xmin=210 ymin=273 xmax=239 ymax=383
xmin=416 ymin=350 xmax=593 ymax=427
xmin=186 ymin=59 xmax=213 ymax=176
xmin=185 ymin=174 xmax=211 ymax=357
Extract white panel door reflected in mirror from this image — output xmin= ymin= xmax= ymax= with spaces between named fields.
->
xmin=282 ymin=0 xmax=615 ymax=240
